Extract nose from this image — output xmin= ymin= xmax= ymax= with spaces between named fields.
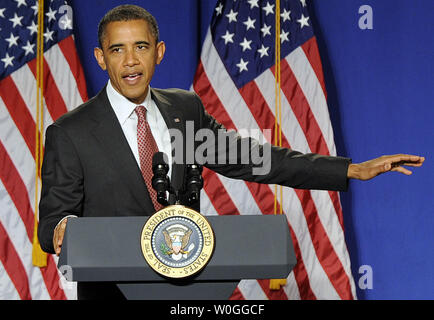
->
xmin=124 ymin=48 xmax=139 ymax=67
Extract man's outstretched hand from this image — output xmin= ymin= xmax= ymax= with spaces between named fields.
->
xmin=348 ymin=154 xmax=425 ymax=181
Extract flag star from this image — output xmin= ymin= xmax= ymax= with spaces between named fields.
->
xmin=6 ymin=33 xmax=19 ymax=48
xmin=239 ymin=37 xmax=252 ymax=52
xmin=14 ymin=0 xmax=27 ymax=8
xmin=257 ymin=44 xmax=269 ymax=58
xmin=215 ymin=3 xmax=223 ymax=15
xmin=247 ymin=0 xmax=259 ymax=9
xmin=22 ymin=41 xmax=35 ymax=56
xmin=221 ymin=30 xmax=235 ymax=44
xmin=262 ymin=2 xmax=275 ymax=16
xmin=44 ymin=29 xmax=54 ymax=42
xmin=243 ymin=17 xmax=256 ymax=31
xmin=9 ymin=13 xmax=24 ymax=28
xmin=60 ymin=15 xmax=73 ymax=30
xmin=46 ymin=7 xmax=57 ymax=22
xmin=280 ymin=30 xmax=290 ymax=43
xmin=297 ymin=14 xmax=310 ymax=29
xmin=300 ymin=0 xmax=307 ymax=7
xmin=226 ymin=9 xmax=238 ymax=23
xmin=31 ymin=2 xmax=38 ymax=15
xmin=281 ymin=8 xmax=291 ymax=22
xmin=261 ymin=23 xmax=271 ymax=37
xmin=0 ymin=8 xmax=6 ymax=18
xmin=1 ymin=53 xmax=14 ymax=68
xmin=236 ymin=58 xmax=249 ymax=73
xmin=27 ymin=20 xmax=38 ymax=35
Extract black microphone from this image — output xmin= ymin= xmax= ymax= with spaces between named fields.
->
xmin=152 ymin=152 xmax=170 ymax=206
xmin=185 ymin=164 xmax=203 ymax=205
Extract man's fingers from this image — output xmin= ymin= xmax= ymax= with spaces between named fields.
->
xmin=388 ymin=155 xmax=425 ymax=164
xmin=391 ymin=166 xmax=413 ymax=175
xmin=54 ymin=218 xmax=68 ymax=256
xmin=58 ymin=219 xmax=68 ymax=244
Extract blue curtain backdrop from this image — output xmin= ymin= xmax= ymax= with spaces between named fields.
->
xmin=69 ymin=0 xmax=433 ymax=299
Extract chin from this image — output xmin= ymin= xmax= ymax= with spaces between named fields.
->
xmin=123 ymin=90 xmax=146 ymax=103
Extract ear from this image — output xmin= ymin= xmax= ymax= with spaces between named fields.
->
xmin=94 ymin=47 xmax=107 ymax=71
xmin=155 ymin=41 xmax=166 ymax=65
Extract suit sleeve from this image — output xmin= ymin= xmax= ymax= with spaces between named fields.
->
xmin=38 ymin=124 xmax=84 ymax=254
xmin=193 ymin=93 xmax=351 ymax=192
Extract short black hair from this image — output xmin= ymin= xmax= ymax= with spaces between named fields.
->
xmin=98 ymin=4 xmax=160 ymax=48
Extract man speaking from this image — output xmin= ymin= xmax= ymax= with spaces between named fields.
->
xmin=37 ymin=5 xmax=424 ymax=300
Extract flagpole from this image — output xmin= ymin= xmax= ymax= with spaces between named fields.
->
xmin=33 ymin=0 xmax=47 ymax=268
xmin=270 ymin=0 xmax=287 ymax=292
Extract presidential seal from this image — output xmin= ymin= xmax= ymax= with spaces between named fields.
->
xmin=140 ymin=205 xmax=215 ymax=279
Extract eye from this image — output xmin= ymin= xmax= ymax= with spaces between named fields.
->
xmin=111 ymin=47 xmax=122 ymax=53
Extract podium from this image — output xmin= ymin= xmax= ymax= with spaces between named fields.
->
xmin=58 ymin=215 xmax=296 ymax=300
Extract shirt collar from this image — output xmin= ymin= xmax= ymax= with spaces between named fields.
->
xmin=106 ymin=80 xmax=154 ymax=125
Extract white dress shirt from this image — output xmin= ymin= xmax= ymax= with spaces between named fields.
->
xmin=106 ymin=80 xmax=172 ymax=177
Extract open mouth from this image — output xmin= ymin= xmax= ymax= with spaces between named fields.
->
xmin=122 ymin=72 xmax=143 ymax=82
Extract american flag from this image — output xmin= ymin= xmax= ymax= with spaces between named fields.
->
xmin=0 ymin=0 xmax=86 ymax=299
xmin=193 ymin=0 xmax=357 ymax=299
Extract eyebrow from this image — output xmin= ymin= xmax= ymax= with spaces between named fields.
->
xmin=107 ymin=41 xmax=151 ymax=51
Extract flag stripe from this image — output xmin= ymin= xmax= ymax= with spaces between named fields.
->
xmin=0 ymin=141 xmax=34 ymax=239
xmin=237 ymin=279 xmax=268 ymax=300
xmin=57 ymin=36 xmax=88 ymax=104
xmin=45 ymin=42 xmax=84 ymax=109
xmin=39 ymin=258 xmax=67 ymax=300
xmin=259 ymin=279 xmax=288 ymax=300
xmin=0 ymin=77 xmax=36 ymax=158
xmin=301 ymin=37 xmax=327 ymax=100
xmin=295 ymin=189 xmax=353 ymax=299
xmin=0 ymin=180 xmax=51 ymax=300
xmin=283 ymin=46 xmax=354 ymax=294
xmin=286 ymin=223 xmax=316 ymax=299
xmin=285 ymin=49 xmax=335 ymax=156
xmin=238 ymin=82 xmax=278 ymax=143
xmin=0 ymin=140 xmax=66 ymax=300
xmin=199 ymin=189 xmax=219 ymax=216
xmin=272 ymin=60 xmax=329 ymax=155
xmin=202 ymin=168 xmax=240 ymax=215
xmin=281 ymin=187 xmax=340 ymax=299
xmin=0 ymin=222 xmax=32 ymax=300
xmin=10 ymin=65 xmax=54 ymax=132
xmin=27 ymin=58 xmax=68 ymax=122
xmin=0 ymin=260 xmax=21 ymax=300
xmin=0 ymin=96 xmax=37 ymax=210
xmin=283 ymin=269 xmax=303 ymax=300
xmin=229 ymin=287 xmax=245 ymax=300
xmin=194 ymin=62 xmax=237 ymax=131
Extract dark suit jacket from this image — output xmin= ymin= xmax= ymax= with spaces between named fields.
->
xmin=38 ymin=87 xmax=351 ymax=299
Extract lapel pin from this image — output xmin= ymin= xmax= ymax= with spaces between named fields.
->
xmin=174 ymin=117 xmax=181 ymax=123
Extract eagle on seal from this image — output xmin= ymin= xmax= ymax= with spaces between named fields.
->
xmin=163 ymin=229 xmax=193 ymax=255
